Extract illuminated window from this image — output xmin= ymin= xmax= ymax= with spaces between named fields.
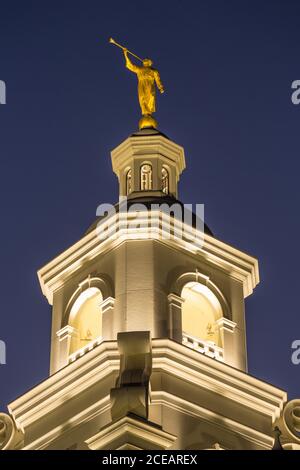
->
xmin=181 ymin=282 xmax=222 ymax=346
xmin=126 ymin=169 xmax=132 ymax=195
xmin=140 ymin=164 xmax=152 ymax=190
xmin=162 ymin=167 xmax=169 ymax=194
xmin=69 ymin=287 xmax=103 ymax=354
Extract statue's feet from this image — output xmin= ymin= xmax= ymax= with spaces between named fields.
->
xmin=139 ymin=115 xmax=158 ymax=130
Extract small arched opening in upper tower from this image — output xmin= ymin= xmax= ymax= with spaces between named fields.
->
xmin=140 ymin=163 xmax=153 ymax=191
xmin=68 ymin=287 xmax=103 ymax=354
xmin=126 ymin=168 xmax=132 ymax=195
xmin=162 ymin=166 xmax=169 ymax=194
xmin=181 ymin=282 xmax=223 ymax=347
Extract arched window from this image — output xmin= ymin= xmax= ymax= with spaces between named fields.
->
xmin=162 ymin=167 xmax=169 ymax=194
xmin=126 ymin=169 xmax=132 ymax=195
xmin=68 ymin=287 xmax=103 ymax=354
xmin=140 ymin=164 xmax=152 ymax=190
xmin=181 ymin=282 xmax=223 ymax=346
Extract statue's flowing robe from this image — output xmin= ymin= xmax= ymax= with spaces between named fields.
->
xmin=125 ymin=57 xmax=163 ymax=115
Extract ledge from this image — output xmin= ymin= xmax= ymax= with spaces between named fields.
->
xmin=38 ymin=211 xmax=259 ymax=304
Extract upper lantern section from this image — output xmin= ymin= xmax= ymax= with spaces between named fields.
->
xmin=111 ymin=128 xmax=186 ymax=199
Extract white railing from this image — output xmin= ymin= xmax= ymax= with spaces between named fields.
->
xmin=182 ymin=332 xmax=224 ymax=362
xmin=69 ymin=336 xmax=103 ymax=363
xmin=69 ymin=333 xmax=224 ymax=364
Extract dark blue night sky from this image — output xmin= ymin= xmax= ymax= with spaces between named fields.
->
xmin=0 ymin=0 xmax=299 ymax=410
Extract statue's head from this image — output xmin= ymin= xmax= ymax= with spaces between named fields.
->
xmin=143 ymin=58 xmax=153 ymax=67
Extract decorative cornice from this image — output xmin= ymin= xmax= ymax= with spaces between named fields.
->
xmin=56 ymin=325 xmax=77 ymax=341
xmin=111 ymin=134 xmax=186 ymax=178
xmin=38 ymin=211 xmax=259 ymax=305
xmin=86 ymin=415 xmax=177 ymax=450
xmin=151 ymin=392 xmax=273 ymax=449
xmin=216 ymin=318 xmax=237 ymax=333
xmin=8 ymin=340 xmax=120 ymax=427
xmin=151 ymin=340 xmax=286 ymax=421
xmin=167 ymin=293 xmax=184 ymax=307
xmin=8 ymin=339 xmax=286 ymax=450
xmin=100 ymin=296 xmax=115 ymax=313
xmin=23 ymin=397 xmax=111 ymax=450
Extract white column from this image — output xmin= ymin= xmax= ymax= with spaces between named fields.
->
xmin=100 ymin=297 xmax=115 ymax=340
xmin=56 ymin=325 xmax=78 ymax=369
xmin=216 ymin=317 xmax=237 ymax=367
xmin=167 ymin=294 xmax=184 ymax=343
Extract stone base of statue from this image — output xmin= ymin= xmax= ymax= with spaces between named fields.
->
xmin=139 ymin=114 xmax=158 ymax=130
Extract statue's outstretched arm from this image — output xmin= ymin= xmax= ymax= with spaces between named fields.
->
xmin=154 ymin=70 xmax=164 ymax=93
xmin=124 ymin=50 xmax=140 ymax=74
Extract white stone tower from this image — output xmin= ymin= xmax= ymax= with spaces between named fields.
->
xmin=1 ymin=127 xmax=300 ymax=451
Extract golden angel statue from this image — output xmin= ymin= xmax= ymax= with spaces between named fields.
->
xmin=124 ymin=49 xmax=164 ymax=117
xmin=109 ymin=38 xmax=164 ymax=129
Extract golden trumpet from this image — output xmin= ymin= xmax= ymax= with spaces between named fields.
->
xmin=109 ymin=37 xmax=143 ymax=62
